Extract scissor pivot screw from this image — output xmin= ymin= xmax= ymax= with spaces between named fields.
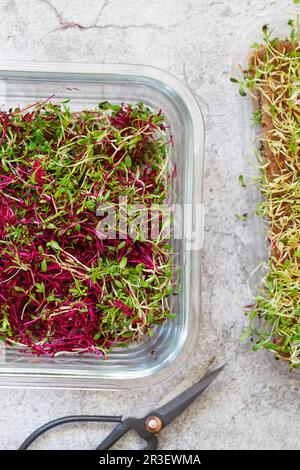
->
xmin=146 ymin=416 xmax=163 ymax=433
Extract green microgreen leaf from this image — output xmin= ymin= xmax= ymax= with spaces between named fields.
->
xmin=41 ymin=259 xmax=47 ymax=273
xmin=239 ymin=175 xmax=246 ymax=188
xmin=119 ymin=257 xmax=128 ymax=269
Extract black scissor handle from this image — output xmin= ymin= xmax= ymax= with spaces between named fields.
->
xmin=19 ymin=415 xmax=123 ymax=450
xmin=96 ymin=418 xmax=158 ymax=450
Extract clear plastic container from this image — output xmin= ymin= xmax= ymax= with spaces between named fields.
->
xmin=0 ymin=62 xmax=204 ymax=389
xmin=233 ymin=8 xmax=300 ymax=375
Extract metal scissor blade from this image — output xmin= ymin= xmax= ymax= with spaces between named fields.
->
xmin=153 ymin=365 xmax=225 ymax=427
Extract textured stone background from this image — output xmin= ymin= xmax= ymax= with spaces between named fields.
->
xmin=0 ymin=0 xmax=300 ymax=450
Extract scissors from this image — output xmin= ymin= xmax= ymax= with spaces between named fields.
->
xmin=19 ymin=365 xmax=224 ymax=450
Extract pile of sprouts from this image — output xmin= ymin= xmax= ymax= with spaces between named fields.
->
xmin=233 ymin=19 xmax=300 ymax=367
xmin=0 ymin=99 xmax=177 ymax=357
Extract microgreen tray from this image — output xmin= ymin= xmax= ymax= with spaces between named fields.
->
xmin=0 ymin=62 xmax=204 ymax=389
xmin=233 ymin=6 xmax=300 ymax=375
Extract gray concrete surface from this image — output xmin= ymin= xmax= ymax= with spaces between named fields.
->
xmin=0 ymin=0 xmax=299 ymax=450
